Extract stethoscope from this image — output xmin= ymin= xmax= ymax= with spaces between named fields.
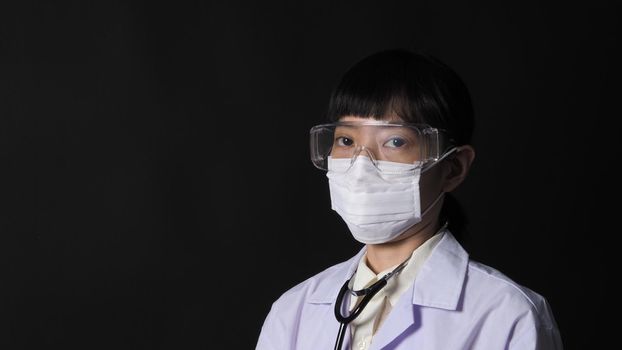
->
xmin=332 ymin=257 xmax=409 ymax=350
xmin=332 ymin=222 xmax=448 ymax=350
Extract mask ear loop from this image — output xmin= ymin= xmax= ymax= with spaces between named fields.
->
xmin=419 ymin=146 xmax=463 ymax=216
xmin=420 ymin=191 xmax=445 ymax=217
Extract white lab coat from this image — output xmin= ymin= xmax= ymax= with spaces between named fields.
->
xmin=256 ymin=231 xmax=563 ymax=349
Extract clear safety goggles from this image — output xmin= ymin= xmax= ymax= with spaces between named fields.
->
xmin=309 ymin=121 xmax=454 ymax=172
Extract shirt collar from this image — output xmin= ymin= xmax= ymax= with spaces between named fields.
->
xmin=350 ymin=232 xmax=444 ymax=307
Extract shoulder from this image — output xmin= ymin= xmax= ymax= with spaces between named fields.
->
xmin=256 ymin=259 xmax=354 ymax=349
xmin=261 ymin=248 xmax=363 ymax=324
xmin=464 ymin=260 xmax=561 ymax=346
xmin=271 ymin=259 xmax=350 ymax=309
xmin=466 ymin=260 xmax=549 ymax=315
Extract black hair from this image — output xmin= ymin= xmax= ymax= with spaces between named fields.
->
xmin=326 ymin=48 xmax=474 ymax=241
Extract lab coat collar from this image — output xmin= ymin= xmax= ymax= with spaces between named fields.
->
xmin=307 ymin=247 xmax=364 ymax=304
xmin=307 ymin=230 xmax=468 ymax=311
xmin=374 ymin=232 xmax=468 ymax=350
xmin=411 ymin=230 xmax=468 ymax=310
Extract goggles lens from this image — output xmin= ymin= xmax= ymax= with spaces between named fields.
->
xmin=310 ymin=121 xmax=450 ymax=171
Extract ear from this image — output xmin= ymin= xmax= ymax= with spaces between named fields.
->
xmin=442 ymin=145 xmax=476 ymax=193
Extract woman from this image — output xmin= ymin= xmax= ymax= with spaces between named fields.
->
xmin=256 ymin=48 xmax=562 ymax=350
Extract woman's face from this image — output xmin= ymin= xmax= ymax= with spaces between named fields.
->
xmin=337 ymin=115 xmax=448 ymax=242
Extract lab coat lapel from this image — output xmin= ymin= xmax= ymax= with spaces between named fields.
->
xmin=369 ymin=232 xmax=469 ymax=350
xmin=307 ymin=248 xmax=365 ymax=304
xmin=306 ymin=247 xmax=365 ymax=350
xmin=368 ymin=283 xmax=416 ymax=350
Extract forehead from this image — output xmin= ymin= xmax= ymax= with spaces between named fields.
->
xmin=338 ymin=115 xmax=405 ymax=124
xmin=333 ymin=119 xmax=421 ymax=140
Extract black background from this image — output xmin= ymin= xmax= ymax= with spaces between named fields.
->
xmin=1 ymin=1 xmax=620 ymax=349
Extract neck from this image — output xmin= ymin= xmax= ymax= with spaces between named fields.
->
xmin=365 ymin=220 xmax=441 ymax=274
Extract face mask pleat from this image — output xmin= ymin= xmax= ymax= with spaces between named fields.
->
xmin=327 ymin=156 xmax=425 ymax=244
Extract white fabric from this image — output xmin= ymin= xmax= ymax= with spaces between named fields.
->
xmin=326 ymin=156 xmax=423 ymax=244
xmin=349 ymin=232 xmax=444 ymax=350
xmin=256 ymin=231 xmax=563 ymax=350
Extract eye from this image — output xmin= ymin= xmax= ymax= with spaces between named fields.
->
xmin=335 ymin=136 xmax=354 ymax=147
xmin=383 ymin=137 xmax=407 ymax=148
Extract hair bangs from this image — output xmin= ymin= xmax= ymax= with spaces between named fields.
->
xmin=327 ymin=84 xmax=426 ymax=123
xmin=324 ymin=48 xmax=474 ymax=145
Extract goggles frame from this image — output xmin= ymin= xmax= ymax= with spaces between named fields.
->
xmin=309 ymin=121 xmax=455 ymax=172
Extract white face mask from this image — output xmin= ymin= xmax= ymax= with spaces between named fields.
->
xmin=326 ymin=155 xmax=447 ymax=244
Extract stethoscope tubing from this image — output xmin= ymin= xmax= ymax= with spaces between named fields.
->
xmin=333 ymin=262 xmax=406 ymax=350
